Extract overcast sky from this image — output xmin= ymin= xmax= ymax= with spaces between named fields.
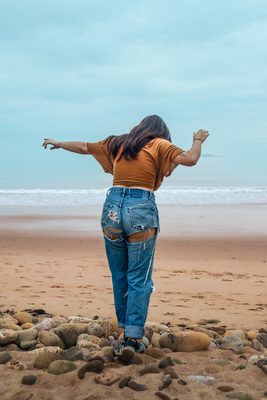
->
xmin=1 ymin=0 xmax=266 ymax=188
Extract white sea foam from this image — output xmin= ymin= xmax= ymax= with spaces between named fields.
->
xmin=0 ymin=187 xmax=266 ymax=206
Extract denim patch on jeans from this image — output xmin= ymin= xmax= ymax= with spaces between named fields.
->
xmin=101 ymin=187 xmax=159 ymax=339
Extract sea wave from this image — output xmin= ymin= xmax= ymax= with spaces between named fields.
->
xmin=0 ymin=187 xmax=267 ymax=206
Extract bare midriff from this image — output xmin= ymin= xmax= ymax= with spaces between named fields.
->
xmin=113 ymin=185 xmax=153 ymax=192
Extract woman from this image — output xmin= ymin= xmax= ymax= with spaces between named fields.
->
xmin=43 ymin=115 xmax=209 ymax=362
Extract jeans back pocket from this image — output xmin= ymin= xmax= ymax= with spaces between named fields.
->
xmin=128 ymin=203 xmax=159 ymax=230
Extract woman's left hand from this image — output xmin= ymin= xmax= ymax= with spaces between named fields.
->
xmin=42 ymin=139 xmax=60 ymax=150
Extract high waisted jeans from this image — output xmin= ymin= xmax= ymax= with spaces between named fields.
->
xmin=101 ymin=187 xmax=159 ymax=339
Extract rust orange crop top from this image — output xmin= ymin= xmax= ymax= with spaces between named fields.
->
xmin=86 ymin=138 xmax=184 ymax=191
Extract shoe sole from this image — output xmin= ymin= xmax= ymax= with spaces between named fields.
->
xmin=119 ymin=346 xmax=135 ymax=363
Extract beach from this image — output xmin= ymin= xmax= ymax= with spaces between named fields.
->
xmin=0 ymin=204 xmax=266 ymax=399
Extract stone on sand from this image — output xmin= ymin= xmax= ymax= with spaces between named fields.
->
xmin=47 ymin=360 xmax=77 ymax=375
xmin=38 ymin=331 xmax=65 ymax=349
xmin=78 ymin=360 xmax=104 ymax=379
xmin=64 ymin=347 xmax=83 ymax=362
xmin=56 ymin=326 xmax=80 ymax=348
xmin=159 ymin=374 xmax=172 ymax=390
xmin=144 ymin=347 xmax=166 ymax=359
xmin=87 ymin=322 xmax=104 ymax=338
xmin=226 ymin=392 xmax=252 ymax=400
xmin=34 ymin=352 xmax=64 ymax=369
xmin=21 ymin=375 xmax=37 ymax=385
xmin=13 ymin=312 xmax=33 ymax=325
xmin=159 ymin=331 xmax=211 ymax=352
xmin=15 ymin=329 xmax=38 ymax=347
xmin=0 ymin=352 xmax=12 ymax=364
xmin=0 ymin=329 xmax=17 ymax=345
xmin=95 ymin=372 xmax=120 ymax=386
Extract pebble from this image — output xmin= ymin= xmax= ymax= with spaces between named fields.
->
xmin=64 ymin=347 xmax=83 ymax=362
xmin=56 ymin=326 xmax=80 ymax=348
xmin=20 ymin=340 xmax=39 ymax=350
xmin=95 ymin=372 xmax=120 ymax=386
xmin=59 ymin=323 xmax=89 ymax=334
xmin=0 ymin=352 xmax=12 ymax=364
xmin=15 ymin=329 xmax=38 ymax=347
xmin=235 ymin=363 xmax=252 ymax=371
xmin=13 ymin=312 xmax=33 ymax=325
xmin=251 ymin=338 xmax=262 ymax=351
xmin=29 ymin=346 xmax=64 ymax=355
xmin=178 ymin=379 xmax=187 ymax=386
xmin=68 ymin=316 xmax=93 ymax=324
xmin=159 ymin=356 xmax=174 ymax=369
xmin=87 ymin=322 xmax=104 ymax=338
xmin=159 ymin=374 xmax=172 ymax=390
xmin=0 ymin=329 xmax=17 ymax=345
xmin=226 ymin=392 xmax=252 ymax=400
xmin=47 ymin=360 xmax=77 ymax=375
xmin=3 ymin=323 xmax=21 ymax=331
xmin=193 ymin=326 xmax=218 ymax=338
xmin=34 ymin=352 xmax=64 ymax=369
xmin=6 ymin=360 xmax=25 ymax=370
xmin=187 ymin=375 xmax=218 ymax=385
xmin=217 ymin=385 xmax=235 ymax=392
xmin=21 ymin=375 xmax=37 ymax=385
xmin=100 ymin=346 xmax=114 ymax=358
xmin=78 ymin=360 xmax=104 ymax=379
xmin=164 ymin=367 xmax=178 ymax=379
xmin=98 ymin=338 xmax=110 ymax=348
xmin=222 ymin=334 xmax=244 ymax=348
xmin=155 ymin=392 xmax=171 ymax=400
xmin=128 ymin=355 xmax=142 ymax=365
xmin=119 ymin=376 xmax=132 ymax=389
xmin=140 ymin=336 xmax=150 ymax=348
xmin=224 ymin=330 xmax=246 ymax=341
xmin=246 ymin=331 xmax=257 ymax=340
xmin=144 ymin=347 xmax=166 ymax=359
xmin=143 ymin=326 xmax=154 ymax=341
xmin=127 ymin=380 xmax=148 ymax=391
xmin=256 ymin=333 xmax=267 ymax=348
xmin=39 ymin=331 xmax=65 ymax=349
xmin=159 ymin=331 xmax=211 ymax=352
xmin=33 ymin=318 xmax=54 ymax=332
xmin=139 ymin=365 xmax=160 ymax=375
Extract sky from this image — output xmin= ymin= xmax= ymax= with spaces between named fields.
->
xmin=0 ymin=0 xmax=266 ymax=189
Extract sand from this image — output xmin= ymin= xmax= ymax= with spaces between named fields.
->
xmin=0 ymin=204 xmax=266 ymax=399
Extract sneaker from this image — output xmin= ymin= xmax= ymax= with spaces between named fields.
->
xmin=119 ymin=338 xmax=139 ymax=363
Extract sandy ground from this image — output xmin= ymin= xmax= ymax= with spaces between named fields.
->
xmin=0 ymin=205 xmax=266 ymax=399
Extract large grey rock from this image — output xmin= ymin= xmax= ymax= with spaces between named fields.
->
xmin=0 ymin=352 xmax=12 ymax=364
xmin=15 ymin=329 xmax=38 ymax=346
xmin=47 ymin=360 xmax=77 ymax=375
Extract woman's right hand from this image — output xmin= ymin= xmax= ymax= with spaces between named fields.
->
xmin=193 ymin=129 xmax=209 ymax=143
xmin=42 ymin=139 xmax=60 ymax=150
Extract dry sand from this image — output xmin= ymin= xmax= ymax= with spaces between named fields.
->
xmin=0 ymin=205 xmax=266 ymax=399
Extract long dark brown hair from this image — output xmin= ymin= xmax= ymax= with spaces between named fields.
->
xmin=105 ymin=115 xmax=171 ymax=161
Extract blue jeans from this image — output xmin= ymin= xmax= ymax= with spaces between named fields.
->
xmin=101 ymin=187 xmax=159 ymax=339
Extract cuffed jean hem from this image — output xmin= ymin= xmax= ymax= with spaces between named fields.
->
xmin=125 ymin=324 xmax=144 ymax=339
xmin=117 ymin=322 xmax=125 ymax=329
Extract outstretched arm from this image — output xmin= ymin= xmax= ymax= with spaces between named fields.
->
xmin=172 ymin=129 xmax=209 ymax=166
xmin=42 ymin=139 xmax=90 ymax=154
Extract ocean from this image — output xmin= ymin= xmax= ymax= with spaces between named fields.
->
xmin=0 ymin=186 xmax=267 ymax=207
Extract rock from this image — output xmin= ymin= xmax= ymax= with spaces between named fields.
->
xmin=161 ymin=348 xmax=173 ymax=354
xmin=218 ymin=385 xmax=235 ymax=392
xmin=193 ymin=326 xmax=217 ymax=338
xmin=0 ymin=329 xmax=17 ymax=345
xmin=34 ymin=352 xmax=64 ymax=369
xmin=140 ymin=336 xmax=150 ymax=348
xmin=21 ymin=375 xmax=37 ymax=385
xmin=21 ymin=323 xmax=35 ymax=330
xmin=0 ymin=315 xmax=18 ymax=325
xmin=68 ymin=316 xmax=93 ymax=324
xmin=235 ymin=363 xmax=252 ymax=371
xmin=155 ymin=392 xmax=171 ymax=400
xmin=109 ymin=318 xmax=124 ymax=336
xmin=29 ymin=346 xmax=63 ymax=355
xmin=20 ymin=340 xmax=39 ymax=350
xmin=178 ymin=379 xmax=187 ymax=386
xmin=15 ymin=329 xmax=38 ymax=346
xmin=207 ymin=340 xmax=219 ymax=349
xmin=96 ymin=317 xmax=113 ymax=336
xmin=246 ymin=331 xmax=257 ymax=340
xmin=187 ymin=375 xmax=218 ymax=385
xmin=222 ymin=334 xmax=243 ymax=348
xmin=0 ymin=352 xmax=12 ymax=364
xmin=87 ymin=323 xmax=104 ymax=338
xmin=151 ymin=336 xmax=161 ymax=348
xmin=33 ymin=318 xmax=54 ymax=332
xmin=56 ymin=326 xmax=80 ymax=348
xmin=256 ymin=358 xmax=267 ymax=370
xmin=95 ymin=372 xmax=120 ymax=386
xmin=224 ymin=330 xmax=246 ymax=341
xmin=53 ymin=316 xmax=68 ymax=324
xmin=145 ymin=322 xmax=170 ymax=334
xmin=101 ymin=346 xmax=114 ymax=358
xmin=99 ymin=338 xmax=110 ymax=348
xmin=13 ymin=312 xmax=33 ymax=325
xmin=39 ymin=331 xmax=65 ymax=349
xmin=59 ymin=323 xmax=89 ymax=334
xmin=64 ymin=347 xmax=83 ymax=362
xmin=119 ymin=376 xmax=132 ymax=388
xmin=226 ymin=392 xmax=252 ymax=400
xmin=219 ymin=343 xmax=239 ymax=354
xmin=164 ymin=367 xmax=178 ymax=379
xmin=173 ymin=358 xmax=183 ymax=364
xmin=169 ymin=326 xmax=182 ymax=333
xmin=1 ymin=343 xmax=20 ymax=351
xmin=144 ymin=347 xmax=166 ymax=359
xmin=159 ymin=374 xmax=172 ymax=390
xmin=256 ymin=333 xmax=267 ymax=348
xmin=159 ymin=331 xmax=211 ymax=352
xmin=78 ymin=360 xmax=104 ymax=379
xmin=206 ymin=358 xmax=231 ymax=367
xmin=251 ymin=339 xmax=262 ymax=351
xmin=139 ymin=365 xmax=160 ymax=375
xmin=127 ymin=381 xmax=148 ymax=391
xmin=159 ymin=356 xmax=174 ymax=369
xmin=47 ymin=360 xmax=77 ymax=375
xmin=3 ymin=323 xmax=21 ymax=331
xmin=143 ymin=326 xmax=154 ymax=341
xmin=207 ymin=319 xmax=220 ymax=324
xmin=6 ymin=360 xmax=24 ymax=370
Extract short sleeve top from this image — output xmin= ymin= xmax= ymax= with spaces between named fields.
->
xmin=87 ymin=138 xmax=184 ymax=191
